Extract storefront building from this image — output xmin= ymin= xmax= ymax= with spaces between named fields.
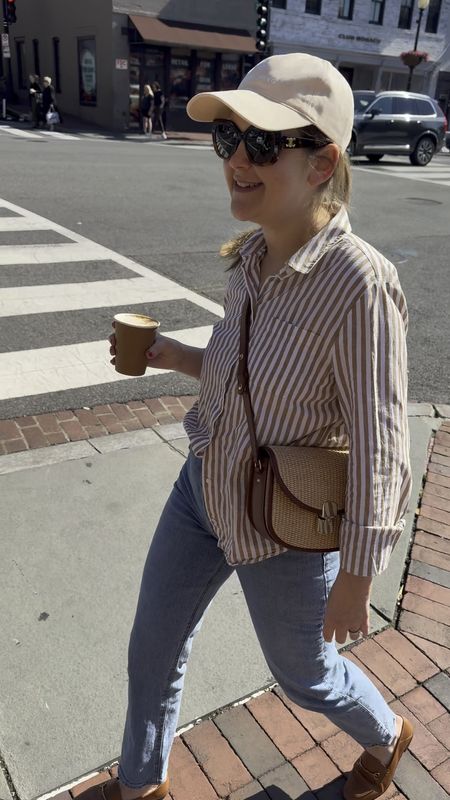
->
xmin=270 ymin=0 xmax=450 ymax=111
xmin=0 ymin=0 xmax=256 ymax=131
xmin=122 ymin=12 xmax=256 ymax=131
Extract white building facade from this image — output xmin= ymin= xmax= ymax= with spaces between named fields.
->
xmin=270 ymin=0 xmax=450 ymax=113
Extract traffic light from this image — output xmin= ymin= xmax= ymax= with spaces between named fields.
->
xmin=6 ymin=0 xmax=17 ymax=24
xmin=256 ymin=2 xmax=270 ymax=52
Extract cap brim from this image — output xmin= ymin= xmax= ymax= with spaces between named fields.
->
xmin=186 ymin=89 xmax=312 ymax=132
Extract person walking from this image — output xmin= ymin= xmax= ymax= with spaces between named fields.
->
xmin=89 ymin=54 xmax=413 ymax=800
xmin=29 ymin=74 xmax=43 ymax=128
xmin=151 ymin=81 xmax=167 ymax=139
xmin=140 ymin=84 xmax=154 ymax=135
xmin=42 ymin=76 xmax=60 ymax=130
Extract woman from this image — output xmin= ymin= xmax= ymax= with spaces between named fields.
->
xmin=95 ymin=54 xmax=413 ymax=800
xmin=151 ymin=81 xmax=167 ymax=139
xmin=42 ymin=76 xmax=60 ymax=129
xmin=140 ymin=84 xmax=154 ymax=135
xmin=29 ymin=74 xmax=43 ymax=128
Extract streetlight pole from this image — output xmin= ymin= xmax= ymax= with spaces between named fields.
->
xmin=406 ymin=0 xmax=430 ymax=91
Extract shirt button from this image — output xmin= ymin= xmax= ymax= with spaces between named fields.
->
xmin=205 ymin=477 xmax=211 ymax=484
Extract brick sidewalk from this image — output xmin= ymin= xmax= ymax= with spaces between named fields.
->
xmin=0 ymin=396 xmax=197 ymax=455
xmin=31 ymin=419 xmax=447 ymax=800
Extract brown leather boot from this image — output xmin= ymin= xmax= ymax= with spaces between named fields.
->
xmin=343 ymin=717 xmax=413 ymax=799
xmin=76 ymin=777 xmax=170 ymax=800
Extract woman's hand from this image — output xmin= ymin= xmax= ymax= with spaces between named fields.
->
xmin=323 ymin=569 xmax=372 ymax=644
xmin=109 ymin=324 xmax=182 ymax=372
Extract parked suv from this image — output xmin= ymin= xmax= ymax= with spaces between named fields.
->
xmin=350 ymin=91 xmax=447 ymax=165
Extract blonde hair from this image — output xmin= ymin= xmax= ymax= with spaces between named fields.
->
xmin=144 ymin=84 xmax=154 ymax=96
xmin=220 ymin=125 xmax=352 ymax=267
xmin=43 ymin=76 xmax=52 ymax=84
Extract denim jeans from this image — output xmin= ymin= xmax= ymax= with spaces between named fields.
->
xmin=119 ymin=452 xmax=396 ymax=788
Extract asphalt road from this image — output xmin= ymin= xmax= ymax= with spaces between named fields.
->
xmin=0 ymin=131 xmax=449 ymax=410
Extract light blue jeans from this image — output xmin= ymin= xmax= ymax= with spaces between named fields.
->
xmin=119 ymin=452 xmax=396 ymax=788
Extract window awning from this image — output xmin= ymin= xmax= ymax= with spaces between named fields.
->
xmin=129 ymin=15 xmax=256 ymax=54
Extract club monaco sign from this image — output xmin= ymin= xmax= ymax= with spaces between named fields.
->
xmin=338 ymin=34 xmax=381 ymax=45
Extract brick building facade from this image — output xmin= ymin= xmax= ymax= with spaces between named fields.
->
xmin=271 ymin=0 xmax=450 ymax=114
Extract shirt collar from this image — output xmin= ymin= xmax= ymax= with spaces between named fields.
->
xmin=238 ymin=207 xmax=351 ymax=274
xmin=239 ymin=229 xmax=266 ymax=262
xmin=287 ymin=206 xmax=352 ymax=274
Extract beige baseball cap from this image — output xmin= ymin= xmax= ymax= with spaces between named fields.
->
xmin=187 ymin=53 xmax=354 ymax=152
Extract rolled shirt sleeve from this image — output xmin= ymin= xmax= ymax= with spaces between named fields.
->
xmin=331 ymin=280 xmax=412 ymax=577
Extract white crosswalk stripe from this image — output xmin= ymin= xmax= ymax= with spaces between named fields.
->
xmin=0 ymin=123 xmax=213 ymax=147
xmin=0 ymin=124 xmax=81 ymax=141
xmin=353 ymin=154 xmax=450 ymax=187
xmin=0 ymin=125 xmax=43 ymax=140
xmin=38 ymin=130 xmax=81 ymax=141
xmin=0 ymin=197 xmax=222 ymax=409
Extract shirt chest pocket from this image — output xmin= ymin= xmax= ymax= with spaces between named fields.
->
xmin=248 ymin=316 xmax=323 ymax=400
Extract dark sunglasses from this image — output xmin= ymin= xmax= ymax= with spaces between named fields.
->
xmin=211 ymin=119 xmax=331 ymax=166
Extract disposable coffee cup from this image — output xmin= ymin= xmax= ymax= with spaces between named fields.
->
xmin=114 ymin=313 xmax=160 ymax=376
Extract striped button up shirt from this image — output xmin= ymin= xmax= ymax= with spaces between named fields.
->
xmin=184 ymin=207 xmax=411 ymax=577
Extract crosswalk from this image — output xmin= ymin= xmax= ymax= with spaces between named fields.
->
xmin=0 ymin=198 xmax=222 ymax=417
xmin=353 ymin=153 xmax=450 ymax=187
xmin=0 ymin=123 xmax=213 ymax=149
xmin=0 ymin=124 xmax=83 ymax=142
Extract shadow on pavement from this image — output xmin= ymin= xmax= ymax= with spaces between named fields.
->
xmin=244 ymin=776 xmax=346 ymax=799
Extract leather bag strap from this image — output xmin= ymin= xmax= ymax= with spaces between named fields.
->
xmin=238 ymin=297 xmax=261 ymax=467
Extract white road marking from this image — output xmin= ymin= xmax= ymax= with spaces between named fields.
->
xmin=152 ymin=143 xmax=213 ymax=151
xmin=0 ymin=326 xmax=212 ymax=399
xmin=0 ymin=277 xmax=189 ymax=316
xmin=0 ymin=198 xmax=224 ymax=321
xmin=0 ymin=217 xmax=58 ymax=232
xmin=0 ymin=196 xmax=223 ymax=403
xmin=0 ymin=125 xmax=42 ymax=140
xmin=0 ymin=243 xmax=106 ymax=265
xmin=38 ymin=130 xmax=80 ymax=141
xmin=353 ymin=156 xmax=450 ymax=187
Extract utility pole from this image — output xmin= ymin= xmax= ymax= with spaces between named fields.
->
xmin=406 ymin=0 xmax=430 ymax=92
xmin=1 ymin=0 xmax=14 ymax=110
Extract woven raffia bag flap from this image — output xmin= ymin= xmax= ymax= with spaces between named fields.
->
xmin=251 ymin=446 xmax=348 ymax=551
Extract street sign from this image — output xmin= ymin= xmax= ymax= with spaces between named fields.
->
xmin=1 ymin=33 xmax=11 ymax=59
xmin=115 ymin=58 xmax=128 ymax=70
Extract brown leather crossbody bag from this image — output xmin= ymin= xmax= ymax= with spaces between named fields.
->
xmin=238 ymin=296 xmax=348 ymax=552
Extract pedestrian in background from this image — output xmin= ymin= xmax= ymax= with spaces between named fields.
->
xmin=140 ymin=84 xmax=154 ymax=136
xmin=151 ymin=81 xmax=167 ymax=139
xmin=42 ymin=76 xmax=61 ymax=130
xmin=29 ymin=74 xmax=43 ymax=128
xmin=96 ymin=53 xmax=413 ymax=800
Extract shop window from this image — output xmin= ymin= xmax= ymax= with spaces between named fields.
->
xmin=338 ymin=0 xmax=354 ymax=19
xmin=220 ymin=54 xmax=241 ymax=90
xmin=15 ymin=39 xmax=26 ymax=89
xmin=398 ymin=0 xmax=413 ymax=28
xmin=195 ymin=54 xmax=214 ymax=94
xmin=53 ymin=38 xmax=61 ymax=92
xmin=129 ymin=53 xmax=141 ymax=125
xmin=170 ymin=50 xmax=191 ymax=108
xmin=32 ymin=39 xmax=40 ymax=76
xmin=425 ymin=0 xmax=442 ymax=33
xmin=272 ymin=0 xmax=287 ymax=7
xmin=144 ymin=49 xmax=164 ymax=86
xmin=78 ymin=37 xmax=97 ymax=106
xmin=305 ymin=0 xmax=321 ymax=14
xmin=369 ymin=0 xmax=385 ymax=24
